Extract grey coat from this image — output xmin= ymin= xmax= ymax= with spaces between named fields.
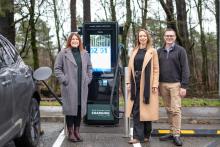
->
xmin=54 ymin=48 xmax=92 ymax=116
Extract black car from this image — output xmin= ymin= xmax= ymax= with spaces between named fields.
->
xmin=0 ymin=34 xmax=41 ymax=147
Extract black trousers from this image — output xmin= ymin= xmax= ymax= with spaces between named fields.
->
xmin=66 ymin=106 xmax=81 ymax=128
xmin=132 ymin=86 xmax=152 ymax=141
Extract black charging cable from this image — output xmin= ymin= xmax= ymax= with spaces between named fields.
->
xmin=109 ymin=44 xmax=125 ymax=119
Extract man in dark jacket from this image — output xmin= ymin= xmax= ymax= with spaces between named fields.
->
xmin=158 ymin=28 xmax=190 ymax=146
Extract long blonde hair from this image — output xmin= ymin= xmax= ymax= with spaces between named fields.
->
xmin=134 ymin=29 xmax=153 ymax=50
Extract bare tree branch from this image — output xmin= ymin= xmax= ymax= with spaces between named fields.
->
xmin=14 ymin=14 xmax=29 ymax=24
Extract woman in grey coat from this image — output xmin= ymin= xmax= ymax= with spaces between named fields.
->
xmin=54 ymin=32 xmax=92 ymax=142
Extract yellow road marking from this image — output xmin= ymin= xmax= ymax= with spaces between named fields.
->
xmin=180 ymin=130 xmax=195 ymax=134
xmin=158 ymin=130 xmax=170 ymax=134
xmin=158 ymin=130 xmax=195 ymax=134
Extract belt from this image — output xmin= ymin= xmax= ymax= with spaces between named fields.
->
xmin=134 ymin=71 xmax=142 ymax=78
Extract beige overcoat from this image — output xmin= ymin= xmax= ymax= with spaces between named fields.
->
xmin=126 ymin=47 xmax=159 ymax=121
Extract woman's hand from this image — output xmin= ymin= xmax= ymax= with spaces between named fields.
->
xmin=126 ymin=83 xmax=131 ymax=92
xmin=152 ymin=87 xmax=158 ymax=93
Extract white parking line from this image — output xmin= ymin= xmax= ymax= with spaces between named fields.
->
xmin=130 ymin=128 xmax=142 ymax=147
xmin=52 ymin=129 xmax=65 ymax=147
xmin=52 ymin=128 xmax=140 ymax=147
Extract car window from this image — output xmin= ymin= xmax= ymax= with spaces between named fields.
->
xmin=0 ymin=35 xmax=19 ymax=67
xmin=0 ymin=42 xmax=14 ymax=67
xmin=0 ymin=43 xmax=4 ymax=65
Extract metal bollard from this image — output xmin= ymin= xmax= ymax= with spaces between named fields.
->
xmin=124 ymin=67 xmax=130 ymax=137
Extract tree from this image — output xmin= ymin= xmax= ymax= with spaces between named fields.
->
xmin=175 ymin=0 xmax=190 ymax=48
xmin=215 ymin=0 xmax=219 ymax=93
xmin=0 ymin=0 xmax=15 ymax=44
xmin=70 ymin=0 xmax=77 ymax=31
xmin=121 ymin=0 xmax=131 ymax=66
xmin=52 ymin=0 xmax=61 ymax=52
xmin=159 ymin=0 xmax=176 ymax=29
xmin=187 ymin=0 xmax=200 ymax=84
xmin=83 ymin=0 xmax=91 ymax=22
xmin=0 ymin=0 xmax=12 ymax=15
xmin=194 ymin=0 xmax=209 ymax=89
xmin=159 ymin=0 xmax=181 ymax=44
xmin=137 ymin=0 xmax=148 ymax=28
xmin=97 ymin=0 xmax=109 ymax=20
xmin=110 ymin=0 xmax=116 ymax=21
xmin=15 ymin=0 xmax=46 ymax=69
xmin=29 ymin=0 xmax=39 ymax=70
xmin=16 ymin=18 xmax=54 ymax=63
xmin=175 ymin=0 xmax=197 ymax=84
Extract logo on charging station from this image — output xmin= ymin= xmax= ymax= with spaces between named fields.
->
xmin=91 ymin=110 xmax=110 ymax=115
xmin=87 ymin=104 xmax=113 ymax=120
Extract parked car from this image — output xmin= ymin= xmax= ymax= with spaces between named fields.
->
xmin=0 ymin=34 xmax=41 ymax=147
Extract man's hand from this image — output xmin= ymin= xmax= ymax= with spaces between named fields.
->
xmin=179 ymin=88 xmax=186 ymax=97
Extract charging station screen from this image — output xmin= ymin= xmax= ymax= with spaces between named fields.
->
xmin=90 ymin=35 xmax=111 ymax=72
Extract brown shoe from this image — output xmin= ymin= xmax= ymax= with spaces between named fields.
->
xmin=128 ymin=139 xmax=140 ymax=144
xmin=144 ymin=138 xmax=150 ymax=142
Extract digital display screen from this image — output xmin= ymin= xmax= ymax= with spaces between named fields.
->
xmin=90 ymin=35 xmax=111 ymax=72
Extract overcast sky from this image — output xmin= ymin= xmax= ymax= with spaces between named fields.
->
xmin=31 ymin=0 xmax=216 ymax=47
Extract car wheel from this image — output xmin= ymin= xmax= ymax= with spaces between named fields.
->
xmin=14 ymin=98 xmax=41 ymax=147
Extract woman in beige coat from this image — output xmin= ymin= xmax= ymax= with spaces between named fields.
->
xmin=126 ymin=29 xmax=159 ymax=144
xmin=54 ymin=32 xmax=92 ymax=142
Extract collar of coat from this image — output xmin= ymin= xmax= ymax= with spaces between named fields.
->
xmin=129 ymin=47 xmax=154 ymax=80
xmin=61 ymin=48 xmax=87 ymax=65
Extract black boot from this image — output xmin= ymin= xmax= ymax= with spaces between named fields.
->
xmin=74 ymin=126 xmax=83 ymax=142
xmin=173 ymin=136 xmax=183 ymax=146
xmin=159 ymin=134 xmax=174 ymax=141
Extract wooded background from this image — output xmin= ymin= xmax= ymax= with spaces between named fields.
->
xmin=0 ymin=0 xmax=219 ymax=98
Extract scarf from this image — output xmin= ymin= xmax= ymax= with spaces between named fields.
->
xmin=130 ymin=59 xmax=151 ymax=104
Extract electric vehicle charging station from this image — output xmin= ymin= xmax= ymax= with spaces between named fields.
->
xmin=83 ymin=22 xmax=121 ymax=125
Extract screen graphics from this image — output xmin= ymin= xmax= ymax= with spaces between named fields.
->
xmin=90 ymin=35 xmax=111 ymax=72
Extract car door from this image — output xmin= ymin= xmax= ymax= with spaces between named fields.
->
xmin=0 ymin=36 xmax=34 ymax=123
xmin=12 ymin=61 xmax=34 ymax=121
xmin=0 ymin=41 xmax=14 ymax=146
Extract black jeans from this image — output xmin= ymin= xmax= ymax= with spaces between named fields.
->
xmin=66 ymin=106 xmax=81 ymax=128
xmin=132 ymin=77 xmax=152 ymax=141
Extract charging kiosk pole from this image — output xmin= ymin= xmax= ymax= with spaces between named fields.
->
xmin=83 ymin=22 xmax=120 ymax=125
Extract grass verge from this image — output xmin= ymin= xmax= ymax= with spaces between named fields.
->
xmin=40 ymin=97 xmax=220 ymax=107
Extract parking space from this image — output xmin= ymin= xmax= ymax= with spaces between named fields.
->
xmin=3 ymin=119 xmax=220 ymax=147
xmin=49 ymin=122 xmax=220 ymax=147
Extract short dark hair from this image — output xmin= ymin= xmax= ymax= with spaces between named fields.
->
xmin=164 ymin=28 xmax=176 ymax=36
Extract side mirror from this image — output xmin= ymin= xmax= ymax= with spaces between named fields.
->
xmin=33 ymin=67 xmax=52 ymax=81
xmin=33 ymin=66 xmax=62 ymax=105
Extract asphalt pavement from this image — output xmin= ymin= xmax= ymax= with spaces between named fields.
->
xmin=40 ymin=106 xmax=220 ymax=136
